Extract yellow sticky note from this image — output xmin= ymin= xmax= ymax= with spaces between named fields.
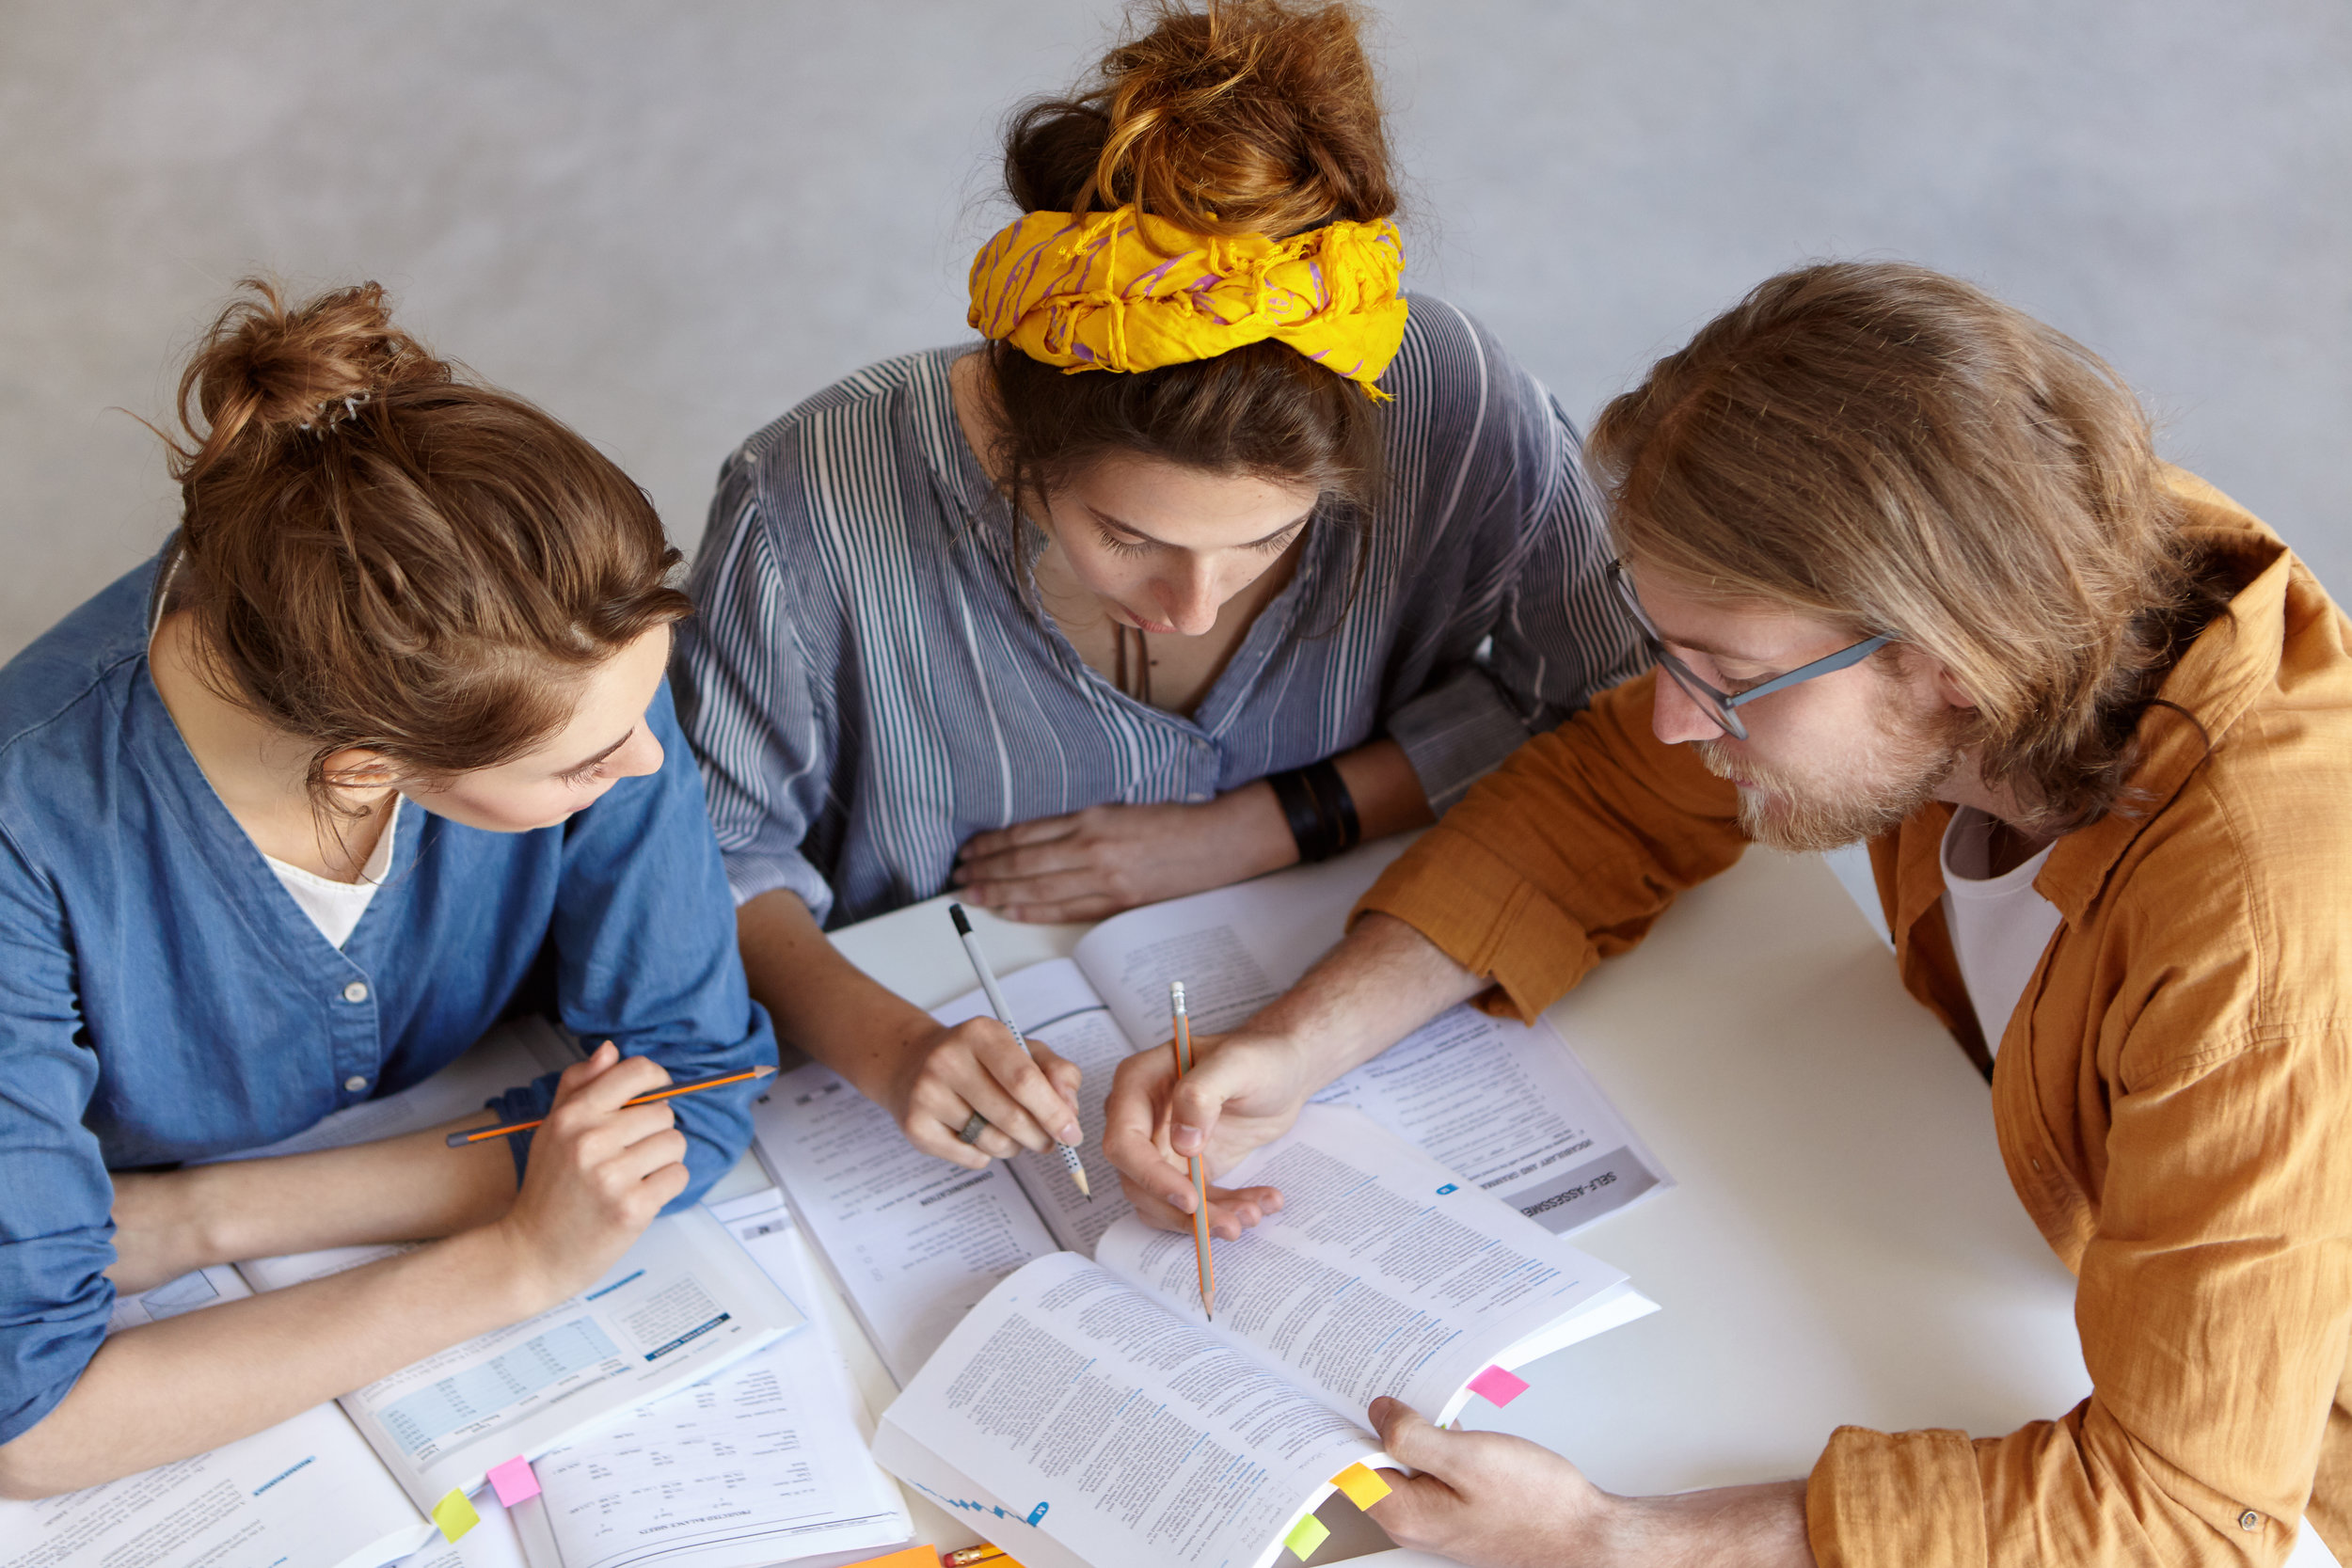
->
xmin=1283 ymin=1513 xmax=1330 ymax=1559
xmin=1331 ymin=1462 xmax=1391 ymax=1509
xmin=431 ymin=1487 xmax=480 ymax=1543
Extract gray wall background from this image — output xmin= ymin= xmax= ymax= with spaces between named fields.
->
xmin=4 ymin=1 xmax=2346 ymax=665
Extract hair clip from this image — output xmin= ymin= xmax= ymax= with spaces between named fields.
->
xmin=299 ymin=392 xmax=372 ymax=435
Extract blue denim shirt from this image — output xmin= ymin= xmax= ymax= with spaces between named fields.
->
xmin=0 ymin=552 xmax=777 ymax=1445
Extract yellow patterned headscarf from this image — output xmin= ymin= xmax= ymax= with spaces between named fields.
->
xmin=967 ymin=207 xmax=1407 ymax=397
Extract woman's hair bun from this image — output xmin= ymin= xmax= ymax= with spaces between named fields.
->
xmin=1005 ymin=0 xmax=1394 ymax=239
xmin=168 ymin=277 xmax=449 ymax=486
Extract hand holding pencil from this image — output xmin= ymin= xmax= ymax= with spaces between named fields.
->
xmin=449 ymin=1060 xmax=775 ymax=1147
xmin=950 ymin=904 xmax=1091 ymax=1199
xmin=1096 ymin=1032 xmax=1291 ymax=1243
xmin=484 ymin=1042 xmax=698 ymax=1307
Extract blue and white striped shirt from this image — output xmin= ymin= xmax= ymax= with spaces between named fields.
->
xmin=675 ymin=297 xmax=1640 ymax=928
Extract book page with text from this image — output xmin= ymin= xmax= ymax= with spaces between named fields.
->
xmin=1096 ymin=1106 xmax=1645 ymax=1425
xmin=237 ymin=1209 xmax=801 ymax=1513
xmin=1070 ymin=847 xmax=1668 ymax=1238
xmin=929 ymin=958 xmax=1139 ymax=1253
xmin=875 ymin=1250 xmax=1387 ymax=1568
xmin=1072 ymin=848 xmax=1402 ymax=1042
xmin=751 ymin=1060 xmax=1057 ymax=1385
xmin=0 ymin=1267 xmax=431 ymax=1568
xmin=510 ymin=1188 xmax=909 ymax=1568
xmin=1311 ymin=1006 xmax=1671 ymax=1234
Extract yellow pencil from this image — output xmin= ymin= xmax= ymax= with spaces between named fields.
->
xmin=942 ymin=1545 xmax=1013 ymax=1567
xmin=1169 ymin=982 xmax=1216 ymax=1322
xmin=443 ymin=1064 xmax=776 ymax=1147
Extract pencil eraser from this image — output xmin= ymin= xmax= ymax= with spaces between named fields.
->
xmin=1330 ymin=1461 xmax=1391 ymax=1509
xmin=1467 ymin=1364 xmax=1531 ymax=1406
xmin=1283 ymin=1513 xmax=1330 ymax=1558
xmin=487 ymin=1454 xmax=540 ymax=1506
xmin=431 ymin=1487 xmax=481 ymax=1542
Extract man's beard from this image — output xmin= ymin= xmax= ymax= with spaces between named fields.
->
xmin=1694 ymin=696 xmax=1970 ymax=854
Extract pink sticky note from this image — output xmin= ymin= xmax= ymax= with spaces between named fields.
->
xmin=1466 ymin=1364 xmax=1530 ymax=1407
xmin=487 ymin=1456 xmax=541 ymax=1507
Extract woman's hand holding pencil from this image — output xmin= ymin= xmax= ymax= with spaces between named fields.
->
xmin=480 ymin=1042 xmax=695 ymax=1310
xmin=448 ymin=1061 xmax=776 ymax=1146
xmin=949 ymin=904 xmax=1091 ymax=1198
xmin=884 ymin=1016 xmax=1086 ymax=1172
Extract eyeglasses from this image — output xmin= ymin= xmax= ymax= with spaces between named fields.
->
xmin=1605 ymin=560 xmax=1892 ymax=740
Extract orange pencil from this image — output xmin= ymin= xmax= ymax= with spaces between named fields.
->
xmin=444 ymin=1064 xmax=776 ymax=1147
xmin=1169 ymin=982 xmax=1216 ymax=1321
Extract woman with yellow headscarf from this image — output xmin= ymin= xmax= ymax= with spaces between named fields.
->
xmin=674 ymin=0 xmax=1638 ymax=1180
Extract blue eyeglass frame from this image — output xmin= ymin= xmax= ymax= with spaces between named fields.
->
xmin=1605 ymin=561 xmax=1893 ymax=741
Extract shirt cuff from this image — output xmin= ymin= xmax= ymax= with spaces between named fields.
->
xmin=1807 ymin=1425 xmax=1988 ymax=1567
xmin=1385 ymin=668 xmax=1539 ymax=813
xmin=721 ymin=846 xmax=835 ymax=926
xmin=0 ymin=1310 xmax=105 ymax=1447
xmin=1351 ymin=822 xmax=1599 ymax=1023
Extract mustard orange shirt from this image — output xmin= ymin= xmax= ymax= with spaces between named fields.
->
xmin=1359 ymin=473 xmax=2352 ymax=1567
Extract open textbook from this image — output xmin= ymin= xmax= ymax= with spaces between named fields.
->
xmin=501 ymin=1188 xmax=910 ymax=1568
xmin=388 ymin=1187 xmax=912 ymax=1568
xmin=0 ymin=1025 xmax=828 ymax=1568
xmin=755 ymin=851 xmax=1671 ymax=1381
xmin=243 ymin=1206 xmax=799 ymax=1516
xmin=872 ymin=1107 xmax=1659 ymax=1568
xmin=0 ymin=1263 xmax=427 ymax=1568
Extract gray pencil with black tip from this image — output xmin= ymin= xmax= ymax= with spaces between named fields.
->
xmin=948 ymin=902 xmax=1092 ymax=1199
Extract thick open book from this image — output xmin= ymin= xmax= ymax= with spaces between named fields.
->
xmin=872 ymin=1106 xmax=1658 ymax=1568
xmin=0 ymin=1025 xmax=825 ymax=1568
xmin=754 ymin=849 xmax=1671 ymax=1382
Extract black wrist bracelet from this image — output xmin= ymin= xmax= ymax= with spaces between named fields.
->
xmin=1299 ymin=758 xmax=1361 ymax=854
xmin=1267 ymin=768 xmax=1337 ymax=863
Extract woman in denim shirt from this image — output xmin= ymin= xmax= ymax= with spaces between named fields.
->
xmin=0 ymin=282 xmax=775 ymax=1497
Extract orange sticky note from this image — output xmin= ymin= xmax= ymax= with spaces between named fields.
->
xmin=841 ymin=1549 xmax=948 ymax=1568
xmin=430 ymin=1487 xmax=480 ymax=1543
xmin=1331 ymin=1462 xmax=1391 ymax=1509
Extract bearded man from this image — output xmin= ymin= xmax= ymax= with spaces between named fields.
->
xmin=1102 ymin=261 xmax=2352 ymax=1567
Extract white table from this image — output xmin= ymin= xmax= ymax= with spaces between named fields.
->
xmin=741 ymin=840 xmax=2090 ymax=1563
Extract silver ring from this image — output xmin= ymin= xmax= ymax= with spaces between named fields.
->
xmin=956 ymin=1110 xmax=991 ymax=1145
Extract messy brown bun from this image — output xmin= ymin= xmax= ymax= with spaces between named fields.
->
xmin=1005 ymin=0 xmax=1394 ymax=238
xmin=986 ymin=1 xmax=1395 ymax=564
xmin=168 ymin=282 xmax=446 ymax=489
xmin=160 ymin=278 xmax=689 ymax=806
